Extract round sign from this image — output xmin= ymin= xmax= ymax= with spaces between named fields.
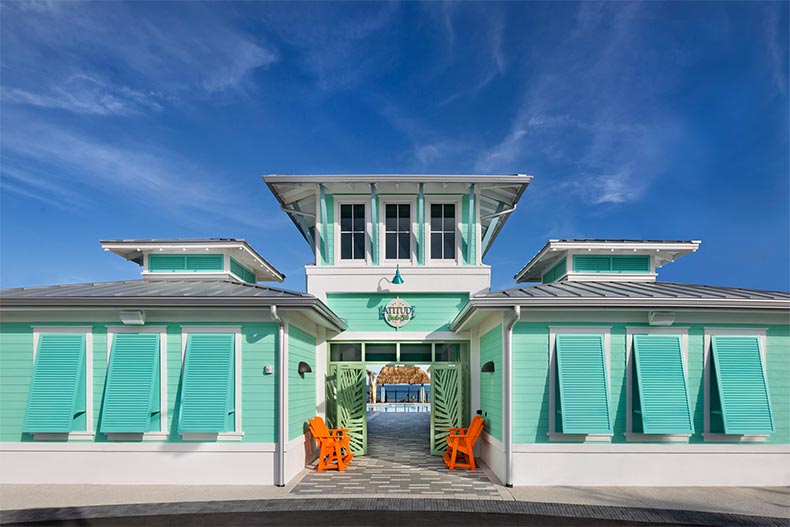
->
xmin=382 ymin=297 xmax=414 ymax=329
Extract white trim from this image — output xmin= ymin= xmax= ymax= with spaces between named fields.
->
xmin=625 ymin=326 xmax=691 ymax=442
xmin=331 ymin=331 xmax=469 ymax=342
xmin=31 ymin=326 xmax=94 ymax=440
xmin=512 ymin=442 xmax=788 ymax=453
xmin=180 ymin=325 xmax=243 ymax=439
xmin=106 ymin=326 xmax=168 ymax=439
xmin=481 ymin=431 xmax=504 ymax=451
xmin=425 ymin=197 xmax=462 ymax=265
xmin=547 ymin=326 xmax=611 ymax=442
xmin=703 ymin=327 xmax=769 ymax=442
xmin=32 ymin=432 xmax=95 ymax=441
xmin=180 ymin=432 xmax=245 ymax=441
xmin=379 ymin=196 xmax=416 ymax=264
xmin=0 ymin=441 xmax=273 ymax=452
xmin=334 ymin=198 xmax=370 ymax=265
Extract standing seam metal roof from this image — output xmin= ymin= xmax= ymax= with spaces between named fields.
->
xmin=0 ymin=280 xmax=308 ymax=298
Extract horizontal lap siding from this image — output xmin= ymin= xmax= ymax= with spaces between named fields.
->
xmin=288 ymin=325 xmax=317 ymax=440
xmin=511 ymin=322 xmax=789 ymax=445
xmin=1 ymin=321 xmax=278 ymax=443
xmin=480 ymin=325 xmax=503 ymax=440
xmin=326 ymin=293 xmax=468 ymax=332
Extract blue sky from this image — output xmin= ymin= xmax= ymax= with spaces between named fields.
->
xmin=1 ymin=1 xmax=788 ymax=292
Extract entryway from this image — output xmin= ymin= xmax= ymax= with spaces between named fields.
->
xmin=290 ymin=412 xmax=503 ymax=499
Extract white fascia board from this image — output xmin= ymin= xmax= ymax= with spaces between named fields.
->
xmin=263 ymin=174 xmax=533 ymax=184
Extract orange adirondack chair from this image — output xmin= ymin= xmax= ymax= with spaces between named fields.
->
xmin=308 ymin=416 xmax=354 ymax=472
xmin=443 ymin=415 xmax=485 ymax=470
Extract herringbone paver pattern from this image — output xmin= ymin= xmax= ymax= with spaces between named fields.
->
xmin=291 ymin=412 xmax=503 ymax=499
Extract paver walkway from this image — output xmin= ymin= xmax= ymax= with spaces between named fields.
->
xmin=290 ymin=411 xmax=504 ymax=499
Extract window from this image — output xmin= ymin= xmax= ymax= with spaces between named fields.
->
xmin=26 ymin=327 xmax=94 ymax=440
xmin=548 ymin=327 xmax=612 ymax=440
xmin=102 ymin=327 xmax=168 ymax=440
xmin=385 ymin=204 xmax=411 ymax=260
xmin=179 ymin=327 xmax=243 ymax=440
xmin=340 ymin=204 xmax=366 ymax=260
xmin=625 ymin=328 xmax=692 ymax=440
xmin=430 ymin=203 xmax=456 ymax=260
xmin=703 ymin=329 xmax=773 ymax=440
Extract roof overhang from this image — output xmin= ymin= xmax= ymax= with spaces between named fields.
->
xmin=1 ymin=295 xmax=346 ymax=332
xmin=263 ymin=174 xmax=532 ymax=258
xmin=514 ymin=239 xmax=701 ymax=282
xmin=450 ymin=295 xmax=790 ymax=331
xmin=100 ymin=239 xmax=285 ymax=283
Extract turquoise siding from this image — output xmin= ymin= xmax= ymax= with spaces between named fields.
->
xmin=148 ymin=254 xmax=224 ymax=273
xmin=572 ymin=255 xmax=650 ymax=273
xmin=479 ymin=325 xmax=502 ymax=440
xmin=542 ymin=258 xmax=567 ymax=284
xmin=288 ymin=325 xmax=317 ymax=440
xmin=230 ymin=257 xmax=256 ymax=284
xmin=325 ymin=293 xmax=468 ymax=333
xmin=0 ymin=322 xmax=278 ymax=443
xmin=319 ymin=194 xmax=334 ymax=266
xmin=512 ymin=322 xmax=790 ymax=444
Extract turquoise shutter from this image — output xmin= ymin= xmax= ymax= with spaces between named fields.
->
xmin=633 ymin=335 xmax=693 ymax=434
xmin=148 ymin=254 xmax=187 ymax=272
xmin=24 ymin=334 xmax=86 ymax=433
xmin=100 ymin=333 xmax=160 ymax=433
xmin=711 ymin=336 xmax=774 ymax=434
xmin=185 ymin=254 xmax=224 ymax=271
xmin=555 ymin=334 xmax=612 ymax=434
xmin=573 ymin=255 xmax=611 ymax=272
xmin=178 ymin=333 xmax=235 ymax=433
xmin=611 ymin=255 xmax=650 ymax=272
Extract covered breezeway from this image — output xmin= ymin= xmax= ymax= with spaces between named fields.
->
xmin=290 ymin=412 xmax=504 ymax=499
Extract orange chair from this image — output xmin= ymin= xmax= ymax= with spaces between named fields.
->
xmin=443 ymin=415 xmax=485 ymax=470
xmin=308 ymin=416 xmax=354 ymax=472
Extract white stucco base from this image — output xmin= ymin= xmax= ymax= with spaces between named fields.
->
xmin=0 ymin=443 xmax=278 ymax=485
xmin=479 ymin=432 xmax=506 ymax=484
xmin=512 ymin=444 xmax=790 ymax=486
xmin=283 ymin=434 xmax=317 ymax=485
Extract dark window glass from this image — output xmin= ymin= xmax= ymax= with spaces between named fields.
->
xmin=385 ymin=204 xmax=397 ymax=231
xmin=340 ymin=203 xmax=366 ymax=260
xmin=400 ymin=343 xmax=432 ymax=363
xmin=430 ymin=203 xmax=456 ymax=259
xmin=398 ymin=233 xmax=409 ymax=258
xmin=365 ymin=343 xmax=397 ymax=362
xmin=430 ymin=204 xmax=442 ymax=230
xmin=341 ymin=233 xmax=352 ymax=260
xmin=443 ymin=232 xmax=455 ymax=259
xmin=386 ymin=233 xmax=397 ymax=258
xmin=434 ymin=343 xmax=460 ymax=362
xmin=443 ymin=204 xmax=455 ymax=231
xmin=330 ymin=343 xmax=362 ymax=362
xmin=431 ymin=233 xmax=442 ymax=259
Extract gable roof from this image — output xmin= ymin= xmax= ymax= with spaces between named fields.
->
xmin=1 ymin=280 xmax=345 ymax=331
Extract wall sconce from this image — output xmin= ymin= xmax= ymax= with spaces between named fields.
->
xmin=481 ymin=361 xmax=495 ymax=373
xmin=392 ymin=264 xmax=405 ymax=285
xmin=298 ymin=361 xmax=312 ymax=375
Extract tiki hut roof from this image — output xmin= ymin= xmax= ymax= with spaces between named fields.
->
xmin=376 ymin=365 xmax=430 ymax=385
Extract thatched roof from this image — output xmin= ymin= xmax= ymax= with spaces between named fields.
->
xmin=376 ymin=365 xmax=430 ymax=385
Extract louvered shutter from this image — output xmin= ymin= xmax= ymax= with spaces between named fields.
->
xmin=711 ymin=336 xmax=774 ymax=434
xmin=24 ymin=333 xmax=86 ymax=433
xmin=178 ymin=333 xmax=235 ymax=433
xmin=555 ymin=334 xmax=612 ymax=434
xmin=633 ymin=335 xmax=693 ymax=434
xmin=100 ymin=333 xmax=160 ymax=433
xmin=573 ymin=255 xmax=611 ymax=272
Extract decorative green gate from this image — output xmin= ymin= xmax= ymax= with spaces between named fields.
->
xmin=430 ymin=363 xmax=464 ymax=455
xmin=327 ymin=363 xmax=367 ymax=455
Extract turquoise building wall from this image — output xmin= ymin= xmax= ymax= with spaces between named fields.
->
xmin=0 ymin=322 xmax=279 ymax=443
xmin=479 ymin=325 xmax=503 ymax=440
xmin=511 ymin=321 xmax=790 ymax=445
xmin=325 ymin=292 xmax=468 ymax=333
xmin=288 ymin=324 xmax=317 ymax=440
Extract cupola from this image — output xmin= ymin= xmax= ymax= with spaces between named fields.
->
xmin=100 ymin=238 xmax=284 ymax=283
xmin=514 ymin=239 xmax=701 ymax=284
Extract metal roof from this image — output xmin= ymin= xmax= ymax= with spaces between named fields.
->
xmin=0 ymin=280 xmax=345 ymax=330
xmin=451 ymin=281 xmax=790 ymax=330
xmin=99 ymin=238 xmax=285 ymax=283
xmin=263 ymin=174 xmax=532 ymax=258
xmin=514 ymin=239 xmax=701 ymax=282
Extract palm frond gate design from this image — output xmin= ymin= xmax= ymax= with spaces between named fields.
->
xmin=327 ymin=363 xmax=367 ymax=455
xmin=430 ymin=363 xmax=464 ymax=455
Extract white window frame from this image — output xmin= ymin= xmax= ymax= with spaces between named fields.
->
xmin=547 ymin=326 xmax=613 ymax=442
xmin=105 ymin=326 xmax=169 ymax=440
xmin=380 ymin=197 xmax=415 ymax=264
xmin=31 ymin=326 xmax=95 ymax=441
xmin=426 ymin=198 xmax=461 ymax=265
xmin=180 ymin=326 xmax=244 ymax=441
xmin=703 ymin=327 xmax=769 ymax=443
xmin=625 ymin=327 xmax=691 ymax=442
xmin=334 ymin=199 xmax=370 ymax=265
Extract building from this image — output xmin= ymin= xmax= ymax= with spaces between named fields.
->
xmin=1 ymin=174 xmax=788 ymax=487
